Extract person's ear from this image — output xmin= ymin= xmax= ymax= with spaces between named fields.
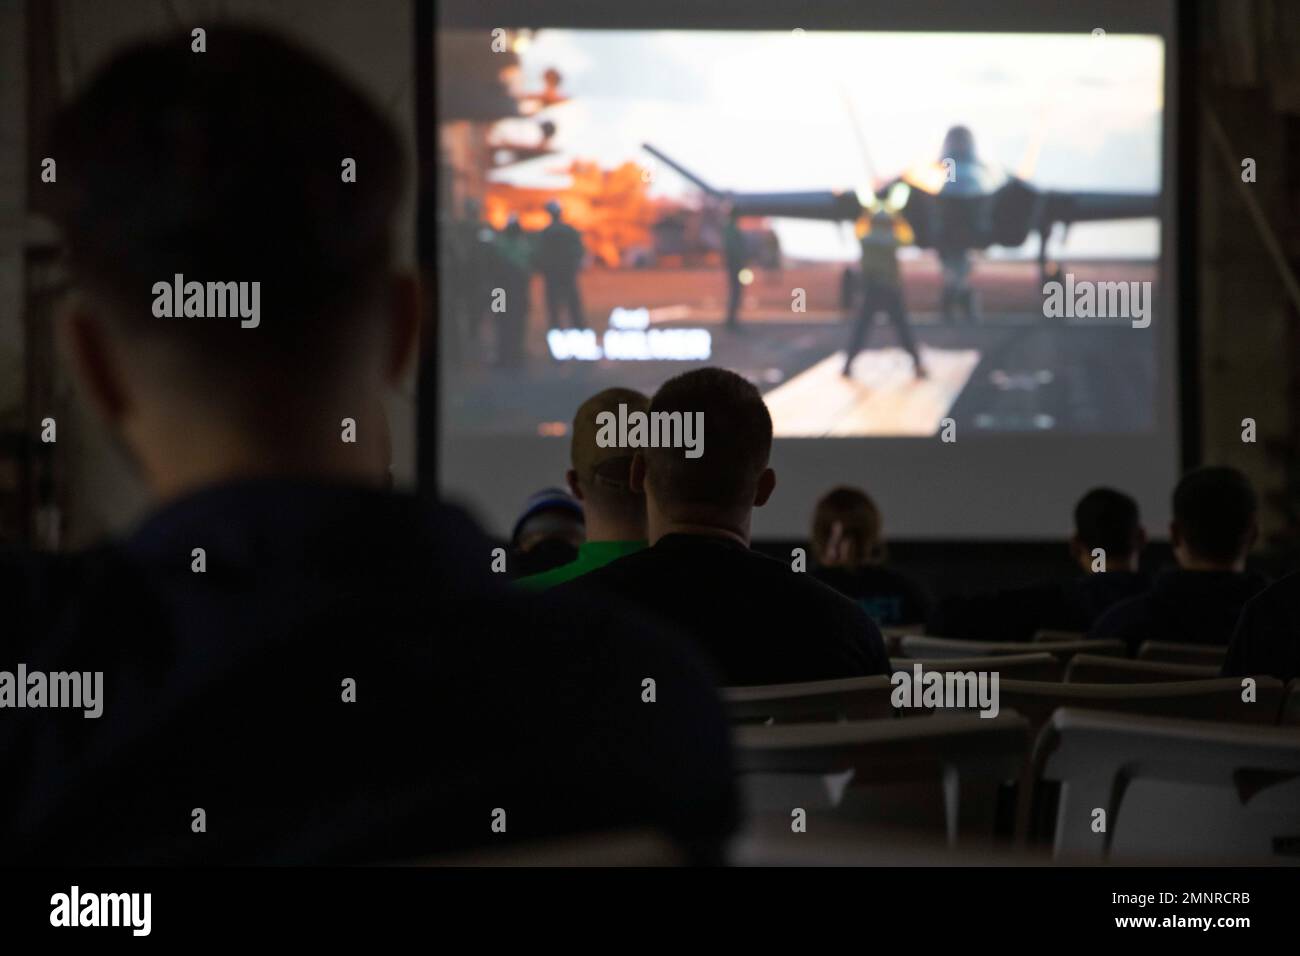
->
xmin=1244 ymin=520 xmax=1259 ymax=553
xmin=385 ymin=273 xmax=421 ymax=385
xmin=754 ymin=467 xmax=776 ymax=508
xmin=1068 ymin=534 xmax=1084 ymax=565
xmin=58 ymin=303 xmax=129 ymax=425
xmin=565 ymin=468 xmax=584 ymax=501
xmin=1168 ymin=520 xmax=1181 ymax=550
xmin=629 ymin=452 xmax=647 ymax=494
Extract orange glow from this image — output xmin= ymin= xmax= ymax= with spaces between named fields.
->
xmin=485 ymin=160 xmax=664 ymax=267
xmin=857 ymin=214 xmax=916 ymax=245
xmin=900 ymin=161 xmax=950 ymax=196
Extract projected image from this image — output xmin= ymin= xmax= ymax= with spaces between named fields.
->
xmin=437 ymin=30 xmax=1164 ymax=437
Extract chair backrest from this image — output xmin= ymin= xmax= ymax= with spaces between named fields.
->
xmin=1066 ymin=654 xmax=1220 ymax=684
xmin=1029 ymin=708 xmax=1300 ymax=862
xmin=1136 ymin=640 xmax=1228 ymax=666
xmin=1283 ymin=679 xmax=1300 ymax=726
xmin=1032 ymin=629 xmax=1085 ymax=643
xmin=882 ymin=625 xmax=926 ymax=639
xmin=723 ymin=675 xmax=894 ymax=724
xmin=893 ymin=652 xmax=1063 ymax=683
xmin=901 ymin=634 xmax=1124 ymax=664
xmin=981 ymin=677 xmax=1285 ymax=736
xmin=422 ymin=830 xmax=684 ymax=866
xmin=735 ymin=712 xmax=1030 ymax=846
xmin=882 ymin=628 xmax=931 ymax=657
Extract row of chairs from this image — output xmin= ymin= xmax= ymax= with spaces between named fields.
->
xmin=733 ymin=707 xmax=1300 ymax=862
xmin=725 ymin=656 xmax=1300 ymax=861
xmin=886 ymin=630 xmax=1228 ymax=668
xmin=890 ymin=652 xmax=1220 ymax=683
xmin=727 ymin=673 xmax=1297 ymax=727
xmin=1029 ymin=629 xmax=1230 ymax=667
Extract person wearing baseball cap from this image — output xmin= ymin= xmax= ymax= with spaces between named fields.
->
xmin=509 ymin=486 xmax=586 ymax=578
xmin=517 ymin=387 xmax=650 ymax=591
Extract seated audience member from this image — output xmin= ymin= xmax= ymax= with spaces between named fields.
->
xmin=0 ymin=27 xmax=735 ymax=865
xmin=939 ymin=487 xmax=1148 ymax=641
xmin=552 ymin=368 xmax=889 ymax=685
xmin=809 ymin=486 xmax=929 ymax=627
xmin=1092 ymin=467 xmax=1265 ymax=654
xmin=518 ymin=388 xmax=649 ymax=591
xmin=1222 ymin=573 xmax=1300 ymax=682
xmin=509 ymin=487 xmax=585 ymax=578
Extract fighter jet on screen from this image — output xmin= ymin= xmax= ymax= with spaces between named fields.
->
xmin=643 ymin=125 xmax=1158 ymax=321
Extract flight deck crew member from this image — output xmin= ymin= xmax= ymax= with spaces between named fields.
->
xmin=536 ymin=199 xmax=587 ymax=330
xmin=723 ymin=208 xmax=747 ymax=330
xmin=842 ymin=208 xmax=927 ymax=381
xmin=489 ymin=215 xmax=531 ymax=367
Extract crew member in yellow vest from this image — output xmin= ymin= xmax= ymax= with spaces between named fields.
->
xmin=842 ymin=208 xmax=927 ymax=380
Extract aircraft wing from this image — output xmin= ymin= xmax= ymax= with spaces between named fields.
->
xmin=1039 ymin=190 xmax=1159 ymax=225
xmin=724 ymin=191 xmax=863 ymax=222
xmin=642 ymin=143 xmax=863 ymax=221
xmin=640 ymin=144 xmax=1157 ymax=242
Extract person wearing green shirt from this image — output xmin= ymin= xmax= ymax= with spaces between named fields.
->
xmin=516 ymin=387 xmax=651 ymax=591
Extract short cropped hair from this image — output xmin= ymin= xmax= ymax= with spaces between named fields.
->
xmin=1074 ymin=487 xmax=1141 ymax=558
xmin=46 ymin=26 xmax=404 ymax=374
xmin=644 ymin=367 xmax=772 ymax=512
xmin=1173 ymin=466 xmax=1257 ymax=563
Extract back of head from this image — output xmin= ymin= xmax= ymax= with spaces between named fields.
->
xmin=812 ymin=487 xmax=883 ymax=568
xmin=46 ymin=26 xmax=405 ymax=397
xmin=570 ymin=387 xmax=649 ymax=531
xmin=1173 ymin=466 xmax=1257 ymax=565
xmin=643 ymin=367 xmax=772 ymax=525
xmin=512 ymin=487 xmax=584 ymax=552
xmin=1074 ymin=487 xmax=1141 ymax=561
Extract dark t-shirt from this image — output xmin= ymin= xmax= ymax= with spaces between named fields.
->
xmin=812 ymin=564 xmax=930 ymax=628
xmin=940 ymin=571 xmax=1148 ymax=642
xmin=1223 ymin=571 xmax=1300 ymax=682
xmin=1089 ymin=569 xmax=1268 ymax=656
xmin=536 ymin=221 xmax=585 ymax=274
xmin=0 ymin=481 xmax=736 ymax=864
xmin=552 ymin=533 xmax=890 ymax=686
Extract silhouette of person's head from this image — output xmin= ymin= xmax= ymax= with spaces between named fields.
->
xmin=46 ymin=26 xmax=415 ymax=500
xmin=812 ymin=487 xmax=885 ymax=568
xmin=1171 ymin=467 xmax=1258 ymax=571
xmin=631 ymin=367 xmax=774 ymax=545
xmin=566 ymin=387 xmax=649 ymax=542
xmin=510 ymin=487 xmax=585 ymax=575
xmin=1071 ymin=487 xmax=1145 ymax=572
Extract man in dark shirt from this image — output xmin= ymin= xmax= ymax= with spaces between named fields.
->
xmin=553 ymin=368 xmax=889 ymax=685
xmin=0 ymin=27 xmax=735 ymax=864
xmin=1223 ymin=572 xmax=1300 ymax=682
xmin=1092 ymin=467 xmax=1266 ymax=655
xmin=536 ymin=200 xmax=587 ymax=330
xmin=940 ymin=487 xmax=1148 ymax=641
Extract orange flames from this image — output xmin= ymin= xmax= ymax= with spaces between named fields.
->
xmin=484 ymin=160 xmax=670 ymax=268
